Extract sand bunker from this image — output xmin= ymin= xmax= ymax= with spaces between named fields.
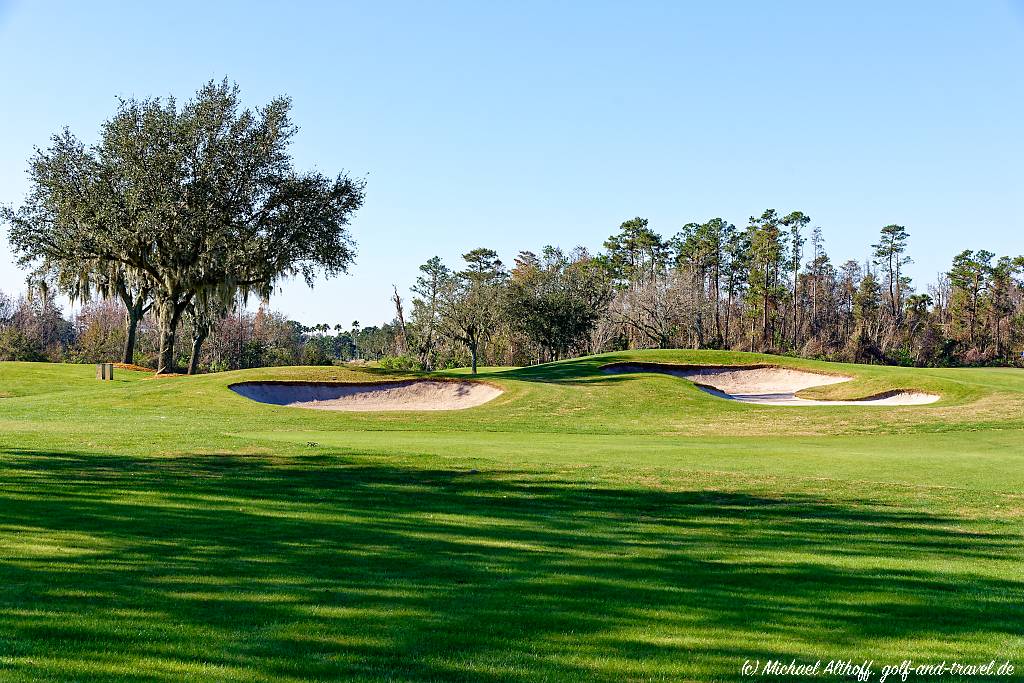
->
xmin=603 ymin=363 xmax=938 ymax=406
xmin=230 ymin=379 xmax=503 ymax=411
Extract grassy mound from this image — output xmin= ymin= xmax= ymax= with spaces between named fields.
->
xmin=1 ymin=351 xmax=1022 ymax=681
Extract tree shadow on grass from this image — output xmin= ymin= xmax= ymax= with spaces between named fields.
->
xmin=0 ymin=448 xmax=1021 ymax=681
xmin=488 ymin=356 xmax=614 ymax=384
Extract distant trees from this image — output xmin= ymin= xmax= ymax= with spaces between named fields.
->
xmin=782 ymin=211 xmax=809 ymax=347
xmin=602 ymin=218 xmax=677 ymax=349
xmin=71 ymin=300 xmax=128 ymax=364
xmin=988 ymin=256 xmax=1023 ymax=359
xmin=945 ymin=250 xmax=1024 ymax=361
xmin=392 ymin=213 xmax=1024 ymax=371
xmin=949 ymin=249 xmax=992 ymax=348
xmin=2 ymin=79 xmax=365 ymax=373
xmin=601 ymin=217 xmax=668 ymax=284
xmin=409 ymin=257 xmax=452 ymax=371
xmin=506 ymin=246 xmax=612 ymax=362
xmin=873 ymin=225 xmax=912 ymax=321
xmin=673 ymin=218 xmax=740 ymax=348
xmin=0 ymin=288 xmax=389 ymax=370
xmin=439 ymin=249 xmax=507 ymax=374
xmin=0 ymin=292 xmax=74 ymax=362
xmin=852 ymin=268 xmax=883 ymax=361
xmin=746 ymin=209 xmax=787 ymax=347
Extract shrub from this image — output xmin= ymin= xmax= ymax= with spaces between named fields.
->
xmin=0 ymin=327 xmax=45 ymax=361
xmin=302 ymin=342 xmax=334 ymax=366
xmin=378 ymin=355 xmax=421 ymax=371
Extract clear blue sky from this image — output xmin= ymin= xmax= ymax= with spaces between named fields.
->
xmin=1 ymin=1 xmax=1021 ymax=326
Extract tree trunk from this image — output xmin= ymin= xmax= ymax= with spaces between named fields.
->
xmin=391 ymin=285 xmax=407 ymax=355
xmin=188 ymin=329 xmax=208 ymax=375
xmin=793 ymin=265 xmax=800 ymax=348
xmin=157 ymin=325 xmax=177 ymax=374
xmin=123 ymin=306 xmax=141 ymax=365
xmin=761 ymin=286 xmax=769 ymax=347
xmin=156 ymin=296 xmax=188 ymax=374
xmin=470 ymin=343 xmax=478 ymax=374
xmin=117 ymin=285 xmax=150 ymax=366
xmin=890 ymin=255 xmax=898 ymax=320
xmin=811 ymin=276 xmax=818 ymax=335
xmin=712 ymin=264 xmax=722 ymax=346
xmin=724 ymin=289 xmax=733 ymax=347
xmin=694 ymin=270 xmax=705 ymax=348
xmin=419 ymin=332 xmax=434 ymax=371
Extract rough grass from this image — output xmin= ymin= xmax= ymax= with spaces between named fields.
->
xmin=0 ymin=351 xmax=1022 ymax=681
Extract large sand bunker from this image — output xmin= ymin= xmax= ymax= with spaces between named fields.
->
xmin=603 ymin=363 xmax=939 ymax=406
xmin=230 ymin=379 xmax=503 ymax=411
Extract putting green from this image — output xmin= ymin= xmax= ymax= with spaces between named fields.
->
xmin=0 ymin=350 xmax=1022 ymax=681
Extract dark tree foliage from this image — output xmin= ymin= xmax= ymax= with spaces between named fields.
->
xmin=507 ymin=246 xmax=612 ymax=362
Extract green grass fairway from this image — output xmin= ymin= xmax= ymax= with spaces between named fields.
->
xmin=1 ymin=351 xmax=1022 ymax=681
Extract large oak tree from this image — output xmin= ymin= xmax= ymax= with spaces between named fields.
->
xmin=3 ymin=80 xmax=364 ymax=373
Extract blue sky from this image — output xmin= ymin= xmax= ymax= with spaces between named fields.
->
xmin=1 ymin=1 xmax=1021 ymax=326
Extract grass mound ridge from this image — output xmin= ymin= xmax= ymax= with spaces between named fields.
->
xmin=230 ymin=378 xmax=504 ymax=411
xmin=602 ymin=360 xmax=939 ymax=405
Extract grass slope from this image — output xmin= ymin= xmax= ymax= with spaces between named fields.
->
xmin=0 ymin=351 xmax=1022 ymax=681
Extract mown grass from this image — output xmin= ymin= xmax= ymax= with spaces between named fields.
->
xmin=0 ymin=351 xmax=1022 ymax=681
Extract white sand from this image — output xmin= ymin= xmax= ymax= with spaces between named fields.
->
xmin=604 ymin=363 xmax=939 ymax=406
xmin=231 ymin=380 xmax=503 ymax=411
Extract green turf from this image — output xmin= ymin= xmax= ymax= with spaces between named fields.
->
xmin=1 ymin=351 xmax=1022 ymax=681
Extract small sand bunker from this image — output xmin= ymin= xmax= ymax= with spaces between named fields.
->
xmin=230 ymin=380 xmax=503 ymax=411
xmin=603 ymin=363 xmax=938 ymax=406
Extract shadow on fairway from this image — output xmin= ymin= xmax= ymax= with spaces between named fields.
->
xmin=0 ymin=448 xmax=1020 ymax=681
xmin=486 ymin=357 xmax=618 ymax=384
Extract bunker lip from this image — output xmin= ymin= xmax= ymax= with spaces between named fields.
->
xmin=229 ymin=378 xmax=504 ymax=412
xmin=601 ymin=362 xmax=939 ymax=406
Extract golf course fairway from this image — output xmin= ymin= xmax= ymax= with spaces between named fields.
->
xmin=1 ymin=349 xmax=1022 ymax=681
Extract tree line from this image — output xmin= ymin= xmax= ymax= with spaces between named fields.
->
xmin=390 ymin=214 xmax=1023 ymax=372
xmin=3 ymin=212 xmax=1020 ymax=373
xmin=0 ymin=290 xmax=404 ymax=370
